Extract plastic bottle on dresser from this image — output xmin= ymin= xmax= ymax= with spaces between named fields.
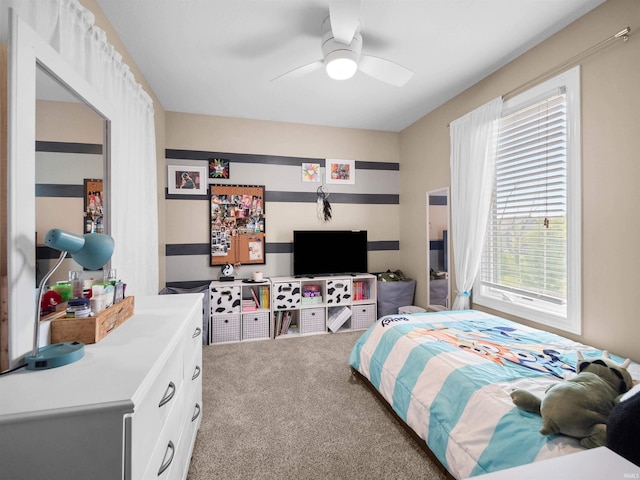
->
xmin=90 ymin=284 xmax=106 ymax=314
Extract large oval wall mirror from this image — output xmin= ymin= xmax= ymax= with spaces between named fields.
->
xmin=5 ymin=12 xmax=113 ymax=370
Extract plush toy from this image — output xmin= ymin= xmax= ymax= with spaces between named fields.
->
xmin=511 ymin=351 xmax=632 ymax=448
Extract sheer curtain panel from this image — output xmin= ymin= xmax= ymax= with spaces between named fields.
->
xmin=449 ymin=97 xmax=503 ymax=310
xmin=0 ymin=0 xmax=159 ymax=295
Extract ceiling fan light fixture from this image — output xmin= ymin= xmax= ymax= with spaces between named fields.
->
xmin=325 ymin=49 xmax=358 ymax=80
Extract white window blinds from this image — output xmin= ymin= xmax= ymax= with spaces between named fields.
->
xmin=481 ymin=89 xmax=567 ymax=305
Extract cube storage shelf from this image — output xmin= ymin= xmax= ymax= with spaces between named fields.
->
xmin=209 ymin=279 xmax=272 ymax=344
xmin=209 ymin=274 xmax=378 ymax=344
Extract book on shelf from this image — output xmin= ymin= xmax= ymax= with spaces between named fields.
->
xmin=353 ymin=281 xmax=370 ymax=301
xmin=259 ymin=285 xmax=269 ymax=309
xmin=250 ymin=288 xmax=261 ymax=309
xmin=274 ymin=310 xmax=297 ymax=337
xmin=242 ymin=298 xmax=257 ymax=312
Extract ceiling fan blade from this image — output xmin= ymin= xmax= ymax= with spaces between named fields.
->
xmin=329 ymin=0 xmax=361 ymax=45
xmin=271 ymin=60 xmax=324 ymax=82
xmin=358 ymin=55 xmax=414 ymax=87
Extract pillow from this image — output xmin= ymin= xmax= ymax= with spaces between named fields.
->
xmin=620 ymin=381 xmax=640 ymax=402
xmin=607 ymin=389 xmax=640 ymax=466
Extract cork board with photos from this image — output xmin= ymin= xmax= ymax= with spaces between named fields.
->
xmin=210 ymin=184 xmax=265 ymax=266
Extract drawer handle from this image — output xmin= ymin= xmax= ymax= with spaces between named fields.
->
xmin=157 ymin=440 xmax=175 ymax=476
xmin=158 ymin=381 xmax=176 ymax=408
xmin=192 ymin=403 xmax=201 ymax=422
xmin=192 ymin=365 xmax=201 ymax=380
xmin=192 ymin=327 xmax=202 ymax=338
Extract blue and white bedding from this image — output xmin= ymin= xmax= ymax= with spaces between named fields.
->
xmin=349 ymin=310 xmax=640 ymax=479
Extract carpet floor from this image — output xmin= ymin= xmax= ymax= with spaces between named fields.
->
xmin=187 ymin=331 xmax=449 ymax=480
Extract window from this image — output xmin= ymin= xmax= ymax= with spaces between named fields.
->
xmin=474 ymin=66 xmax=581 ymax=334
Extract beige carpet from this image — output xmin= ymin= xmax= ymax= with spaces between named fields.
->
xmin=187 ymin=331 xmax=449 ymax=480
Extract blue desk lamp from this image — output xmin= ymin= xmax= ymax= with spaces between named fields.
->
xmin=26 ymin=229 xmax=115 ymax=370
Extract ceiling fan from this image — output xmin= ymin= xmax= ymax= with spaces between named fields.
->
xmin=272 ymin=0 xmax=414 ymax=87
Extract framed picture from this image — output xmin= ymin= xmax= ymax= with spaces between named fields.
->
xmin=302 ymin=163 xmax=320 ymax=182
xmin=83 ymin=178 xmax=104 ymax=233
xmin=209 ymin=158 xmax=230 ymax=179
xmin=326 ymin=159 xmax=356 ymax=184
xmin=168 ymin=165 xmax=208 ymax=195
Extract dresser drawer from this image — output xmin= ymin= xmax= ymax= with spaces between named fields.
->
xmin=132 ymin=341 xmax=184 ymax=478
xmin=326 ymin=279 xmax=352 ymax=305
xmin=142 ymin=382 xmax=188 ymax=480
xmin=166 ymin=382 xmax=202 ymax=480
xmin=272 ymin=282 xmax=300 ymax=310
xmin=210 ymin=285 xmax=241 ymax=314
xmin=184 ymin=308 xmax=203 ymax=379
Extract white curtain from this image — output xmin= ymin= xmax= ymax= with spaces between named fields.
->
xmin=449 ymin=97 xmax=502 ymax=310
xmin=1 ymin=0 xmax=159 ymax=295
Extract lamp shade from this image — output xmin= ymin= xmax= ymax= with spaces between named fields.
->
xmin=44 ymin=229 xmax=115 ymax=270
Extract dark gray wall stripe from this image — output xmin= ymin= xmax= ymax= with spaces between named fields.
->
xmin=430 ymin=240 xmax=444 ymax=250
xmin=368 ymin=240 xmax=399 ymax=251
xmin=165 ymin=188 xmax=399 ymax=204
xmin=356 ymin=161 xmax=399 ymax=171
xmin=37 ymin=246 xmax=71 ymax=260
xmin=166 ymin=243 xmax=210 ymax=256
xmin=36 ymin=141 xmax=103 ymax=155
xmin=267 ymin=243 xmax=292 ymax=254
xmin=165 ymin=149 xmax=398 ymax=171
xmin=166 ymin=149 xmax=320 ymax=165
xmin=165 ymin=280 xmax=212 ymax=290
xmin=166 ymin=240 xmax=399 ymax=256
xmin=36 ymin=184 xmax=84 ymax=197
xmin=165 ymin=190 xmax=210 ymax=200
xmin=429 ymin=195 xmax=448 ymax=206
xmin=265 ymin=191 xmax=399 ymax=204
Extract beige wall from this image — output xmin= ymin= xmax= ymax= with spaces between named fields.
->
xmin=166 ymin=112 xmax=399 ymax=162
xmin=399 ymin=0 xmax=640 ymax=362
xmin=165 ymin=113 xmax=402 ymax=280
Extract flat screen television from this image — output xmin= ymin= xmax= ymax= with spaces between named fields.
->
xmin=293 ymin=230 xmax=368 ymax=277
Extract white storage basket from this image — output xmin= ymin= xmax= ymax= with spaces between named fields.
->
xmin=211 ymin=314 xmax=241 ymax=343
xmin=300 ymin=308 xmax=325 ymax=335
xmin=352 ymin=304 xmax=377 ymax=330
xmin=242 ymin=312 xmax=270 ymax=340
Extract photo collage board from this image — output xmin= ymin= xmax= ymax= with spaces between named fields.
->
xmin=210 ymin=184 xmax=265 ymax=265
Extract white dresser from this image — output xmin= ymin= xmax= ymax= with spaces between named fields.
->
xmin=0 ymin=293 xmax=203 ymax=480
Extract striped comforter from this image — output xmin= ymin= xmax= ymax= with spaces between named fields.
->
xmin=349 ymin=310 xmax=640 ymax=479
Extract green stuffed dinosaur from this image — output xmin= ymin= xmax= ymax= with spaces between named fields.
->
xmin=510 ymin=351 xmax=632 ymax=449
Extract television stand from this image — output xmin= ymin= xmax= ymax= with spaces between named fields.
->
xmin=270 ymin=273 xmax=378 ymax=337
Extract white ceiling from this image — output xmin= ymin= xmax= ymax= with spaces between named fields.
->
xmin=95 ymin=0 xmax=604 ymax=132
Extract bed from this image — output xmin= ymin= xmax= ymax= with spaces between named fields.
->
xmin=348 ymin=309 xmax=640 ymax=479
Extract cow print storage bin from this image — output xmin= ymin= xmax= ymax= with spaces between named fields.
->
xmin=326 ymin=279 xmax=352 ymax=305
xmin=272 ymin=282 xmax=301 ymax=310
